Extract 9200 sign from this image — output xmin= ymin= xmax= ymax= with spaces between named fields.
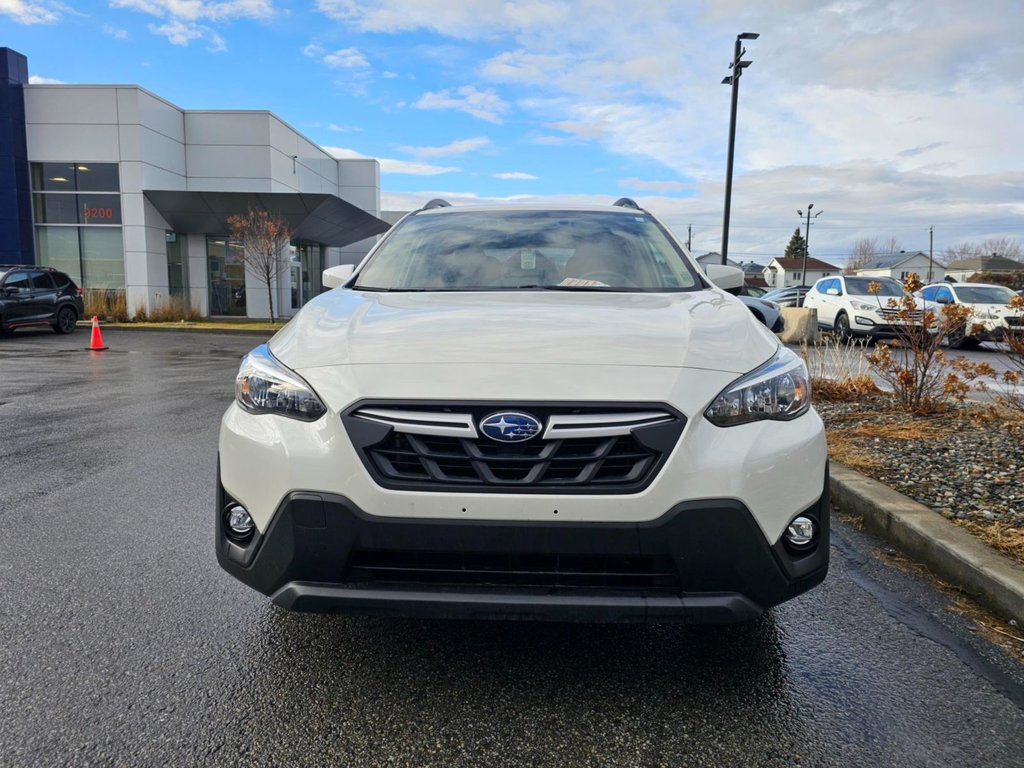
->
xmin=83 ymin=206 xmax=115 ymax=221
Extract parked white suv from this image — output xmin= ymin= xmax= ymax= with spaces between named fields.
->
xmin=217 ymin=201 xmax=829 ymax=623
xmin=919 ymin=282 xmax=1024 ymax=349
xmin=804 ymin=275 xmax=921 ymax=340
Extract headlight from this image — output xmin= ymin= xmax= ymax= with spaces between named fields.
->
xmin=850 ymin=300 xmax=877 ymax=312
xmin=235 ymin=344 xmax=327 ymax=421
xmin=705 ymin=347 xmax=811 ymax=427
xmin=977 ymin=309 xmax=998 ymax=319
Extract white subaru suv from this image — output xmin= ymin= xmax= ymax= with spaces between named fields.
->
xmin=217 ymin=201 xmax=829 ymax=623
xmin=919 ymin=282 xmax=1024 ymax=349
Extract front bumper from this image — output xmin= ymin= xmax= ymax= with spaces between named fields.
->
xmin=216 ymin=468 xmax=830 ymax=624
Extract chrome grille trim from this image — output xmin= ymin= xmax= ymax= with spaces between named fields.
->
xmin=352 ymin=408 xmax=478 ymax=438
xmin=542 ymin=411 xmax=675 ymax=440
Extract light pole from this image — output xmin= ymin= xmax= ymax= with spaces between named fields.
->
xmin=720 ymin=32 xmax=759 ymax=266
xmin=796 ymin=204 xmax=823 ymax=286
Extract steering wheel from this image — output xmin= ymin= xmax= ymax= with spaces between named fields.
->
xmin=576 ymin=270 xmax=639 ymax=288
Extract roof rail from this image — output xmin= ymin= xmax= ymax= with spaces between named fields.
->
xmin=421 ymin=198 xmax=452 ymax=210
xmin=613 ymin=197 xmax=642 ymax=210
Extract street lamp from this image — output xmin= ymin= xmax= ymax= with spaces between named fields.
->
xmin=796 ymin=204 xmax=823 ymax=286
xmin=720 ymin=32 xmax=759 ymax=266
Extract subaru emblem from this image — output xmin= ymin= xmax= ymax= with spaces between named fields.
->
xmin=479 ymin=412 xmax=542 ymax=443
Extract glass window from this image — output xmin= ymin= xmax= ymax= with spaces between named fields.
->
xmin=33 ymin=193 xmax=80 ymax=224
xmin=921 ymin=286 xmax=937 ymax=301
xmin=2 ymin=272 xmax=32 ymax=293
xmin=355 ymin=211 xmax=701 ymax=292
xmin=845 ymin=277 xmax=902 ymax=297
xmin=80 ymin=194 xmax=122 ymax=225
xmin=74 ymin=163 xmax=119 ymax=192
xmin=31 ymin=272 xmax=55 ymax=290
xmin=953 ymin=285 xmax=1016 ymax=304
xmin=30 ymin=162 xmax=119 ymax=192
xmin=31 ymin=162 xmax=76 ymax=191
xmin=35 ymin=226 xmax=83 ymax=285
xmin=80 ymin=228 xmax=125 ymax=290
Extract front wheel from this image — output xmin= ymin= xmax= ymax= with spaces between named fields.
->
xmin=834 ymin=313 xmax=852 ymax=343
xmin=54 ymin=306 xmax=77 ymax=334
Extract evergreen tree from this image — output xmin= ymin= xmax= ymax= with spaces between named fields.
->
xmin=784 ymin=228 xmax=807 ymax=260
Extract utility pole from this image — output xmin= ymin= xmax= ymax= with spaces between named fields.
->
xmin=720 ymin=32 xmax=759 ymax=265
xmin=797 ymin=204 xmax=823 ymax=287
xmin=928 ymin=225 xmax=934 ymax=283
xmin=687 ymin=225 xmax=692 ymax=252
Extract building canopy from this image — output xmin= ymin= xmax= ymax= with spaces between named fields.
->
xmin=143 ymin=190 xmax=391 ymax=247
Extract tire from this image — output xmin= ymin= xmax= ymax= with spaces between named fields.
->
xmin=960 ymin=338 xmax=981 ymax=350
xmin=834 ymin=312 xmax=852 ymax=343
xmin=54 ymin=306 xmax=77 ymax=334
xmin=947 ymin=323 xmax=966 ymax=349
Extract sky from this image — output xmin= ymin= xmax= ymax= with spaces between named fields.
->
xmin=4 ymin=0 xmax=1024 ymax=266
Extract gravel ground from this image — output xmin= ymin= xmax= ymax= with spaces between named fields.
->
xmin=817 ymin=398 xmax=1024 ymax=543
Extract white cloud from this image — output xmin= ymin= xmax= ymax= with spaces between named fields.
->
xmin=28 ymin=74 xmax=65 ymax=84
xmin=325 ymin=146 xmax=460 ymax=175
xmin=414 ymin=85 xmax=508 ymax=124
xmin=0 ymin=0 xmax=63 ymax=23
xmin=382 ymin=70 xmax=399 ymax=79
xmin=397 ymin=137 xmax=489 ymax=158
xmin=323 ymin=47 xmax=369 ymax=68
xmin=302 ymin=41 xmax=323 ymax=57
xmin=102 ymin=23 xmax=130 ymax=39
xmin=149 ymin=19 xmax=226 ymax=50
xmin=494 ymin=172 xmax=538 ymax=180
xmin=328 ymin=123 xmax=362 ymax=132
xmin=315 ymin=0 xmax=570 ymax=37
xmin=619 ymin=178 xmax=689 ymax=193
xmin=111 ymin=0 xmax=275 ymax=47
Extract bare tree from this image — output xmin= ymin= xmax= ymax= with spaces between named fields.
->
xmin=845 ymin=236 xmax=902 ymax=274
xmin=227 ymin=207 xmax=292 ymax=322
xmin=944 ymin=237 xmax=1024 ymax=263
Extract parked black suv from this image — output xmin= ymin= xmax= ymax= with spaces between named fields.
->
xmin=0 ymin=265 xmax=85 ymax=335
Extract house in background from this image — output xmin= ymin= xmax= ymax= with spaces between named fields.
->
xmin=854 ymin=252 xmax=945 ymax=283
xmin=943 ymin=254 xmax=1024 ymax=282
xmin=763 ymin=257 xmax=840 ymax=288
xmin=695 ymin=252 xmax=741 ymax=270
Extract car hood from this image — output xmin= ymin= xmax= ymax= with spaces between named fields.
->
xmin=269 ymin=289 xmax=778 ymax=374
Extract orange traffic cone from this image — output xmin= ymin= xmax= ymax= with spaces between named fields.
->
xmin=86 ymin=315 xmax=108 ymax=351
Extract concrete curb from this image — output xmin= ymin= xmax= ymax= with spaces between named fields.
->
xmin=830 ymin=463 xmax=1024 ymax=623
xmin=75 ymin=322 xmax=276 ymax=338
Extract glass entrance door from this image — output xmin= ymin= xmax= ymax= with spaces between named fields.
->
xmin=166 ymin=231 xmax=188 ymax=309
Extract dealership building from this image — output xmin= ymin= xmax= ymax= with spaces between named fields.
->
xmin=0 ymin=47 xmax=389 ymax=319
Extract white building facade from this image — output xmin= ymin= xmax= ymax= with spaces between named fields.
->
xmin=855 ymin=252 xmax=945 ymax=283
xmin=763 ymin=257 xmax=840 ymax=289
xmin=7 ymin=47 xmax=387 ymax=319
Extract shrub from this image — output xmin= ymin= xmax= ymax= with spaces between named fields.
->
xmin=133 ymin=296 xmax=200 ymax=323
xmin=988 ymin=293 xmax=1024 ymax=414
xmin=865 ymin=273 xmax=993 ymax=414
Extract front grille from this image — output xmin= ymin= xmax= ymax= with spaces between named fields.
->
xmin=878 ymin=308 xmax=924 ymax=321
xmin=343 ymin=402 xmax=685 ymax=493
xmin=1006 ymin=316 xmax=1024 ymax=327
xmin=345 ymin=549 xmax=682 ymax=593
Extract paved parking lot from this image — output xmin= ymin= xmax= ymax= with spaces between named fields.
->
xmin=1 ymin=328 xmax=1022 ymax=767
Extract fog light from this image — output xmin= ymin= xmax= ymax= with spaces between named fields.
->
xmin=226 ymin=505 xmax=255 ymax=538
xmin=785 ymin=516 xmax=816 ymax=547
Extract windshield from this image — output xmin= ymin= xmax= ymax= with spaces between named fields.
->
xmin=845 ymin=277 xmax=902 ymax=297
xmin=954 ymin=285 xmax=1017 ymax=304
xmin=354 ymin=210 xmax=702 ymax=292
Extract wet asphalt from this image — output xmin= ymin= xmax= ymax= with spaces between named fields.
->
xmin=1 ymin=328 xmax=1022 ymax=768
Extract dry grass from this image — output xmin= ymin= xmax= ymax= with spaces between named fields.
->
xmin=844 ymin=419 xmax=952 ymax=441
xmin=826 ymin=431 xmax=886 ymax=472
xmin=956 ymin=520 xmax=1024 ymax=565
xmin=134 ymin=297 xmax=201 ymax=323
xmin=83 ymin=289 xmax=129 ymax=322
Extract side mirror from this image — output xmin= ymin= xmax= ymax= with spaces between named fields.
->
xmin=322 ymin=264 xmax=355 ymax=289
xmin=936 ymin=296 xmax=951 ymax=305
xmin=704 ymin=264 xmax=744 ymax=293
xmin=826 ymin=288 xmax=840 ymax=296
